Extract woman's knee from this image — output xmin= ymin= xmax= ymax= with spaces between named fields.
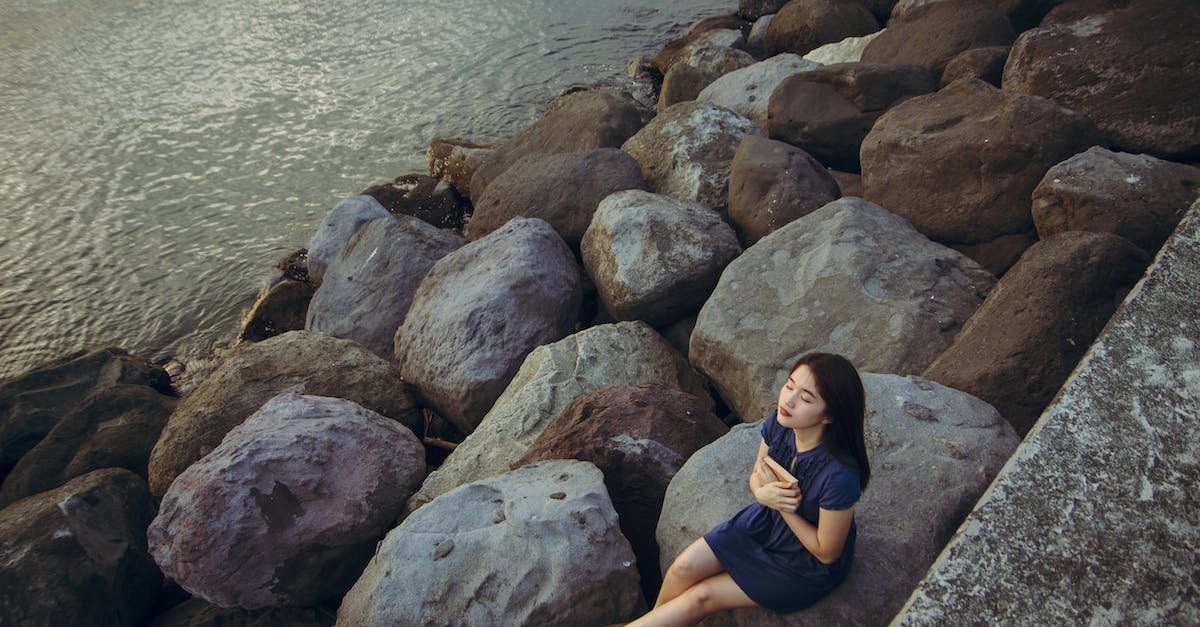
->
xmin=666 ymin=541 xmax=720 ymax=581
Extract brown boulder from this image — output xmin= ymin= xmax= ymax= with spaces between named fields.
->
xmin=762 ymin=0 xmax=879 ymax=56
xmin=650 ymin=15 xmax=753 ymax=76
xmin=238 ymin=278 xmax=314 ymax=343
xmin=362 ymin=173 xmax=469 ymax=230
xmin=727 ymin=136 xmax=841 ymax=245
xmin=923 ymin=231 xmax=1149 ymax=435
xmin=514 ymin=384 xmax=728 ymax=602
xmin=767 ymin=62 xmax=937 ymax=172
xmin=658 ymin=63 xmax=722 ymax=112
xmin=862 ymin=0 xmax=1015 ymax=75
xmin=425 ymin=137 xmax=495 ymax=200
xmin=1002 ymin=0 xmax=1200 ymax=160
xmin=941 ymin=45 xmax=1009 ymax=87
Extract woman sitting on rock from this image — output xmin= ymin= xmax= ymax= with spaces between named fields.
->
xmin=630 ymin=352 xmax=870 ymax=626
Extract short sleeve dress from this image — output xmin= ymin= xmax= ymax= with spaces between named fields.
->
xmin=703 ymin=411 xmax=862 ymax=613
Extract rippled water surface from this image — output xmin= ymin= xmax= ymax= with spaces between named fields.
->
xmin=0 ymin=0 xmax=731 ymax=379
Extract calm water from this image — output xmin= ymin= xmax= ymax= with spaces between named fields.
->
xmin=0 ymin=0 xmax=731 ymax=380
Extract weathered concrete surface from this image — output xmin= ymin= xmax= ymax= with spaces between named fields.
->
xmin=893 ymin=199 xmax=1200 ymax=625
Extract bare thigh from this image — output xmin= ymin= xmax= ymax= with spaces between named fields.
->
xmin=667 ymin=537 xmax=725 ymax=582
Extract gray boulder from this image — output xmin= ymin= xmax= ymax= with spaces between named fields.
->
xmin=861 ymin=0 xmax=1015 ymax=75
xmin=727 ymin=136 xmax=841 ymax=246
xmin=306 ymin=196 xmax=390 ymax=286
xmin=469 ymin=89 xmax=648 ymax=203
xmin=762 ymin=0 xmax=880 ymax=57
xmin=148 ymin=393 xmax=425 ymax=609
xmin=656 ymin=373 xmax=1019 ymax=626
xmin=581 ymin=190 xmax=741 ymax=326
xmin=338 ymin=460 xmax=642 ymax=626
xmin=305 ymin=214 xmax=465 ymax=358
xmin=690 ymin=197 xmax=995 ymax=422
xmin=405 ymin=321 xmax=711 ymax=514
xmin=622 ymin=101 xmax=763 ymax=212
xmin=697 ymin=54 xmax=822 ymax=132
xmin=0 ymin=468 xmax=161 ymax=627
xmin=466 ymin=148 xmax=646 ymax=247
xmin=671 ymin=29 xmax=757 ymax=79
xmin=394 ymin=218 xmax=581 ymax=433
xmin=147 ymin=331 xmax=421 ymax=496
xmin=1002 ymin=1 xmax=1200 ymax=161
xmin=1032 ymin=146 xmax=1200 ymax=256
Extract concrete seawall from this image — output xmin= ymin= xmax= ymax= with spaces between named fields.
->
xmin=892 ymin=198 xmax=1200 ymax=624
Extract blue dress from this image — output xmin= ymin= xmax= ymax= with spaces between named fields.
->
xmin=704 ymin=411 xmax=862 ymax=612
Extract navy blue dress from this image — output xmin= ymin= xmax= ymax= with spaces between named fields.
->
xmin=704 ymin=411 xmax=861 ymax=612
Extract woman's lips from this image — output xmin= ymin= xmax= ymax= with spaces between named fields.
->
xmin=779 ymin=406 xmax=791 ymax=417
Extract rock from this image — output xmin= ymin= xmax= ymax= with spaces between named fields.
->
xmin=276 ymin=248 xmax=310 ymax=282
xmin=239 ymin=279 xmax=315 ymax=343
xmin=405 ymin=321 xmax=711 ymax=513
xmin=361 ymin=174 xmax=469 ymax=230
xmin=306 ymin=196 xmax=390 ymax=286
xmin=697 ymin=54 xmax=822 ymax=132
xmin=738 ymin=0 xmax=789 ymax=21
xmin=339 ymin=460 xmax=641 ymax=626
xmin=145 ymin=599 xmax=335 ymax=627
xmin=863 ymin=0 xmax=1014 ymax=76
xmin=466 ymin=148 xmax=646 ymax=247
xmin=802 ymin=30 xmax=884 ymax=65
xmin=656 ymin=373 xmax=1019 ymax=626
xmin=923 ymin=232 xmax=1149 ymax=435
xmin=1040 ymin=0 xmax=1129 ymax=25
xmin=726 ymin=136 xmax=841 ymax=245
xmin=767 ymin=62 xmax=937 ymax=172
xmin=762 ymin=0 xmax=880 ymax=56
xmin=1032 ymin=147 xmax=1200 ymax=256
xmin=0 ymin=384 xmax=175 ymax=507
xmin=514 ymin=385 xmax=728 ymax=601
xmin=469 ymin=89 xmax=648 ymax=203
xmin=690 ymin=197 xmax=995 ymax=422
xmin=948 ymin=232 xmax=1039 ymax=279
xmin=148 ymin=394 xmax=425 ymax=609
xmin=0 ymin=347 xmax=173 ymax=479
xmin=1001 ymin=1 xmax=1200 ymax=160
xmin=0 ymin=468 xmax=161 ymax=626
xmin=830 ymin=170 xmax=862 ymax=197
xmin=425 ymin=137 xmax=496 ymax=200
xmin=305 ymin=214 xmax=465 ymax=359
xmin=940 ymin=45 xmax=1009 ymax=87
xmin=622 ymin=101 xmax=763 ymax=212
xmin=658 ymin=63 xmax=723 ymax=112
xmin=394 ymin=218 xmax=581 ymax=433
xmin=746 ymin=15 xmax=774 ymax=56
xmin=147 ymin=331 xmax=421 ymax=497
xmin=581 ymin=190 xmax=741 ymax=326
xmin=860 ymin=77 xmax=1103 ymax=274
xmin=983 ymin=0 xmax=1063 ymax=31
xmin=672 ymin=29 xmax=757 ymax=79
xmin=651 ymin=15 xmax=753 ymax=76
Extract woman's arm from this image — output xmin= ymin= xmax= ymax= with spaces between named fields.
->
xmin=749 ymin=439 xmax=801 ymax=513
xmin=779 ymin=507 xmax=856 ymax=565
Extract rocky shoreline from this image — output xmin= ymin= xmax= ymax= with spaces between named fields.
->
xmin=2 ymin=0 xmax=1197 ymax=625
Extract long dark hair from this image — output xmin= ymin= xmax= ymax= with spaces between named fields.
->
xmin=791 ymin=352 xmax=870 ymax=491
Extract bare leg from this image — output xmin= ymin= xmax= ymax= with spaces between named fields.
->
xmin=630 ymin=573 xmax=758 ymax=627
xmin=653 ymin=538 xmax=725 ymax=608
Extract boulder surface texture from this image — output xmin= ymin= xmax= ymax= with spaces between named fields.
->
xmin=762 ymin=0 xmax=879 ymax=57
xmin=337 ymin=460 xmax=643 ymax=626
xmin=696 ymin=54 xmax=822 ymax=131
xmin=306 ymin=195 xmax=390 ymax=286
xmin=148 ymin=393 xmax=426 ymax=609
xmin=861 ymin=0 xmax=1015 ymax=74
xmin=393 ymin=217 xmax=581 ymax=433
xmin=726 ymin=136 xmax=841 ymax=246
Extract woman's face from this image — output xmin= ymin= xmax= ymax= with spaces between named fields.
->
xmin=777 ymin=365 xmax=829 ymax=431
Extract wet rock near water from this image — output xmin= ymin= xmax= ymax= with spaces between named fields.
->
xmin=650 ymin=14 xmax=752 ymax=77
xmin=361 ymin=173 xmax=470 ymax=230
xmin=697 ymin=53 xmax=822 ymax=132
xmin=305 ymin=195 xmax=390 ymax=286
xmin=761 ymin=0 xmax=880 ymax=57
xmin=424 ymin=137 xmax=495 ymax=201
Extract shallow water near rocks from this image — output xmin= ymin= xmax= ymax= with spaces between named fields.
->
xmin=0 ymin=0 xmax=730 ymax=379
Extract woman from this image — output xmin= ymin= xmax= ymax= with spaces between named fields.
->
xmin=630 ymin=352 xmax=870 ymax=626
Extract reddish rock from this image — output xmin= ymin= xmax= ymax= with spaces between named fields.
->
xmin=941 ymin=46 xmax=1009 ymax=87
xmin=650 ymin=14 xmax=752 ymax=76
xmin=362 ymin=174 xmax=469 ymax=230
xmin=762 ymin=0 xmax=879 ymax=56
xmin=727 ymin=136 xmax=841 ymax=245
xmin=862 ymin=0 xmax=1015 ymax=75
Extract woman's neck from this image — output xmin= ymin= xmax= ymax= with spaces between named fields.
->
xmin=792 ymin=424 xmax=825 ymax=453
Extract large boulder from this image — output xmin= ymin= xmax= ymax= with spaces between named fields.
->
xmin=0 ymin=384 xmax=175 ymax=507
xmin=238 ymin=278 xmax=315 ymax=344
xmin=762 ymin=0 xmax=880 ymax=57
xmin=862 ymin=0 xmax=1015 ymax=75
xmin=305 ymin=214 xmax=465 ymax=358
xmin=861 ymin=77 xmax=1103 ymax=275
xmin=581 ymin=190 xmax=741 ymax=326
xmin=940 ymin=45 xmax=1009 ymax=87
xmin=306 ymin=196 xmax=390 ymax=286
xmin=1002 ymin=1 xmax=1200 ymax=161
xmin=361 ymin=174 xmax=470 ymax=231
xmin=690 ymin=197 xmax=995 ymax=422
xmin=1032 ymin=147 xmax=1200 ymax=256
xmin=739 ymin=0 xmax=789 ymax=21
xmin=405 ymin=321 xmax=712 ymax=513
xmin=656 ymin=373 xmax=1019 ymax=626
xmin=801 ymin=31 xmax=883 ymax=65
xmin=622 ymin=101 xmax=763 ymax=212
xmin=923 ymin=232 xmax=1149 ymax=435
xmin=338 ymin=460 xmax=643 ymax=626
xmin=469 ymin=89 xmax=648 ymax=203
xmin=147 ymin=331 xmax=421 ymax=497
xmin=466 ymin=148 xmax=646 ymax=247
xmin=0 ymin=347 xmax=172 ymax=479
xmin=669 ymin=29 xmax=757 ymax=80
xmin=726 ymin=136 xmax=841 ymax=246
xmin=0 ymin=468 xmax=161 ymax=626
xmin=651 ymin=15 xmax=753 ymax=76
xmin=394 ymin=218 xmax=581 ymax=433
xmin=658 ymin=62 xmax=724 ymax=113
xmin=149 ymin=394 xmax=424 ymax=609
xmin=696 ymin=54 xmax=822 ymax=132
xmin=515 ymin=385 xmax=728 ymax=602
xmin=767 ymin=62 xmax=937 ymax=172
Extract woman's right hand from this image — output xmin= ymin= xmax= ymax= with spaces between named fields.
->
xmin=754 ymin=475 xmax=801 ymax=513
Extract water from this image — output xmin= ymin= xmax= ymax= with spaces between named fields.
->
xmin=0 ymin=0 xmax=732 ymax=380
